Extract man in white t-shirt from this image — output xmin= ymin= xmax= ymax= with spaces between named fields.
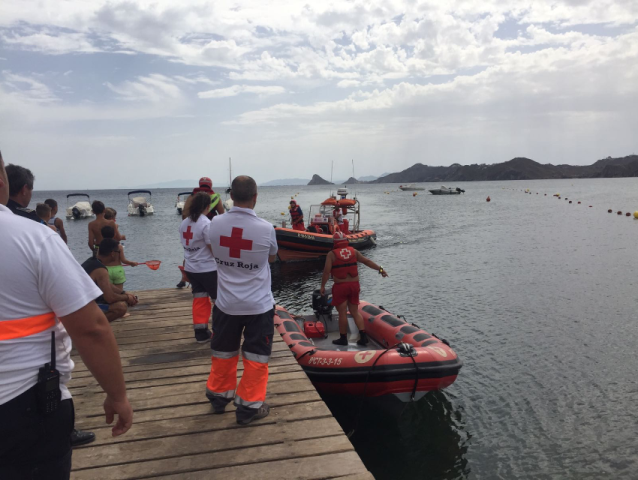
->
xmin=0 ymin=152 xmax=133 ymax=479
xmin=206 ymin=175 xmax=278 ymax=425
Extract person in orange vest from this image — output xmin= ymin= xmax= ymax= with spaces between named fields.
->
xmin=320 ymin=231 xmax=388 ymax=346
xmin=0 ymin=152 xmax=133 ymax=478
xmin=289 ymin=200 xmax=305 ymax=231
xmin=206 ymin=176 xmax=278 ymax=425
xmin=179 ymin=192 xmax=217 ymax=343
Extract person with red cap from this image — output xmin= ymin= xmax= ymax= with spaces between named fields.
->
xmin=320 ymin=231 xmax=388 ymax=346
xmin=289 ymin=199 xmax=305 ymax=231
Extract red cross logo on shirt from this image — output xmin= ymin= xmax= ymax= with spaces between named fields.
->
xmin=183 ymin=226 xmax=193 ymax=246
xmin=220 ymin=227 xmax=253 ymax=258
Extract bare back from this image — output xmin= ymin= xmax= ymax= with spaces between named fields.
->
xmin=88 ymin=217 xmax=117 ymax=251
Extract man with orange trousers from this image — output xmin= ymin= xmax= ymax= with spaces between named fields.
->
xmin=206 ymin=176 xmax=278 ymax=425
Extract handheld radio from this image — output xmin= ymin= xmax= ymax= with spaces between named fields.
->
xmin=36 ymin=331 xmax=61 ymax=414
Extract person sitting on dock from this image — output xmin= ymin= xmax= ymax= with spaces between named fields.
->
xmin=179 ymin=192 xmax=217 ymax=343
xmin=320 ymin=231 xmax=388 ymax=346
xmin=81 ymin=239 xmax=138 ymax=322
xmin=206 ymin=175 xmax=278 ymax=425
xmin=289 ymin=200 xmax=305 ymax=231
xmin=44 ymin=198 xmax=68 ymax=243
xmin=100 ymin=225 xmax=138 ymax=293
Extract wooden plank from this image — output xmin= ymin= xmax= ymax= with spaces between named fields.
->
xmin=78 ymin=400 xmax=332 ymax=447
xmin=72 ymin=437 xmax=355 ymax=480
xmin=145 ymin=452 xmax=367 ymax=480
xmin=72 ymin=417 xmax=344 ymax=470
xmin=75 ymin=390 xmax=322 ymax=429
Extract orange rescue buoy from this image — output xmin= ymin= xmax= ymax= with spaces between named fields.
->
xmin=608 ymin=209 xmax=612 ymax=213
xmin=486 ymin=196 xmax=491 ymax=202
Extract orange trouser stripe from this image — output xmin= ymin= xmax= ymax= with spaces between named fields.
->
xmin=206 ymin=355 xmax=239 ymax=394
xmin=192 ymin=297 xmax=212 ymax=326
xmin=0 ymin=312 xmax=56 ymax=341
xmin=236 ymin=357 xmax=269 ymax=403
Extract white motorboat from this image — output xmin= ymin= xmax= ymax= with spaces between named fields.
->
xmin=429 ymin=185 xmax=465 ymax=195
xmin=127 ymin=190 xmax=155 ymax=216
xmin=175 ymin=191 xmax=191 ymax=215
xmin=65 ymin=193 xmax=94 ymax=220
xmin=399 ymin=184 xmax=425 ymax=191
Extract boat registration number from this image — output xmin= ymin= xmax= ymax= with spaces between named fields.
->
xmin=297 ymin=233 xmax=315 ymax=240
xmin=307 ymin=356 xmax=342 ymax=366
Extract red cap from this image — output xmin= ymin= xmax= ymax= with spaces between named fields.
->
xmin=333 ymin=230 xmax=349 ymax=249
xmin=199 ymin=177 xmax=213 ymax=188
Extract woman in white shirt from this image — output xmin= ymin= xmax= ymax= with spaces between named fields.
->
xmin=179 ymin=192 xmax=218 ymax=343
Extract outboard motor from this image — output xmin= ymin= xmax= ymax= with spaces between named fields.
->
xmin=456 ymin=187 xmax=465 ymax=194
xmin=139 ymin=204 xmax=147 ymax=217
xmin=72 ymin=206 xmax=81 ymax=219
xmin=312 ymin=289 xmax=333 ymax=317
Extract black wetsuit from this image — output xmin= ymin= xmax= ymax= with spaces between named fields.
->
xmin=7 ymin=199 xmax=40 ymax=223
xmin=81 ymin=257 xmax=107 ymax=303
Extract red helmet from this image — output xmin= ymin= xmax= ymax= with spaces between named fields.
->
xmin=199 ymin=177 xmax=213 ymax=188
xmin=333 ymin=230 xmax=349 ymax=249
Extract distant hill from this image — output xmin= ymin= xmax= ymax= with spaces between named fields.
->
xmin=308 ymin=174 xmax=333 ymax=185
xmin=342 ymin=176 xmax=362 ymax=184
xmin=371 ymin=155 xmax=638 ymax=183
xmin=261 ymin=178 xmax=310 ymax=186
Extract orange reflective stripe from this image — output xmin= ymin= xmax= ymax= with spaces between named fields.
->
xmin=0 ymin=312 xmax=56 ymax=341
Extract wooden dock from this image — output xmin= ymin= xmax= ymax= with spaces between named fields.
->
xmin=69 ymin=288 xmax=373 ymax=479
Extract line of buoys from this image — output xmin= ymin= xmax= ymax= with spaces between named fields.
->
xmin=486 ymin=196 xmax=491 ymax=202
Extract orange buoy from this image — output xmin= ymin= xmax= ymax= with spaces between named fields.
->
xmin=413 ymin=192 xmax=417 ymax=197
xmin=608 ymin=209 xmax=612 ymax=213
xmin=486 ymin=196 xmax=491 ymax=202
xmin=617 ymin=211 xmax=622 ymax=215
xmin=626 ymin=212 xmax=631 ymax=216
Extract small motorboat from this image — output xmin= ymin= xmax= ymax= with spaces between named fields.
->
xmin=127 ymin=190 xmax=154 ymax=216
xmin=65 ymin=193 xmax=94 ymax=220
xmin=275 ymin=291 xmax=462 ymax=402
xmin=399 ymin=184 xmax=425 ymax=191
xmin=175 ymin=192 xmax=191 ymax=215
xmin=274 ymin=188 xmax=376 ymax=261
xmin=429 ymin=185 xmax=465 ymax=195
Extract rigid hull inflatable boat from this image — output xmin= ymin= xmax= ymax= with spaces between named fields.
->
xmin=275 ymin=188 xmax=376 ymax=261
xmin=275 ymin=293 xmax=462 ymax=402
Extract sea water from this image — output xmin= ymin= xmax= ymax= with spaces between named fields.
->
xmin=32 ymin=179 xmax=638 ymax=479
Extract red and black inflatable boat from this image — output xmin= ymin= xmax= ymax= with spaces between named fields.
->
xmin=274 ymin=296 xmax=462 ymax=402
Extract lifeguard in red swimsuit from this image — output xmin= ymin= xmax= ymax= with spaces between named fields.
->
xmin=320 ymin=231 xmax=388 ymax=346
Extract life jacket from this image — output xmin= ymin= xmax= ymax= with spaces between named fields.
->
xmin=207 ymin=193 xmax=221 ymax=219
xmin=331 ymin=245 xmax=358 ymax=279
xmin=290 ymin=206 xmax=303 ymax=223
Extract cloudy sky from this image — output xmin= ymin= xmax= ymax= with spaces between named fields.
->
xmin=1 ymin=1 xmax=637 ymax=189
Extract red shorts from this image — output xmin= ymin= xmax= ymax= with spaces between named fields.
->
xmin=331 ymin=281 xmax=360 ymax=306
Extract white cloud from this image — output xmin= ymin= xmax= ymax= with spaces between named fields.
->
xmin=198 ymin=84 xmax=286 ymax=99
xmin=1 ymin=72 xmax=59 ymax=104
xmin=105 ymin=74 xmax=183 ymax=102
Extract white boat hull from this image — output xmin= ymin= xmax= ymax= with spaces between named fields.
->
xmin=66 ymin=201 xmax=94 ymax=219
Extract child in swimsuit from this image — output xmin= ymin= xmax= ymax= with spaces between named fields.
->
xmin=101 ymin=225 xmax=137 ymax=292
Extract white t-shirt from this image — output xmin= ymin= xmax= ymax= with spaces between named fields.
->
xmin=0 ymin=204 xmax=103 ymax=405
xmin=209 ymin=206 xmax=278 ymax=315
xmin=180 ymin=215 xmax=217 ymax=273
